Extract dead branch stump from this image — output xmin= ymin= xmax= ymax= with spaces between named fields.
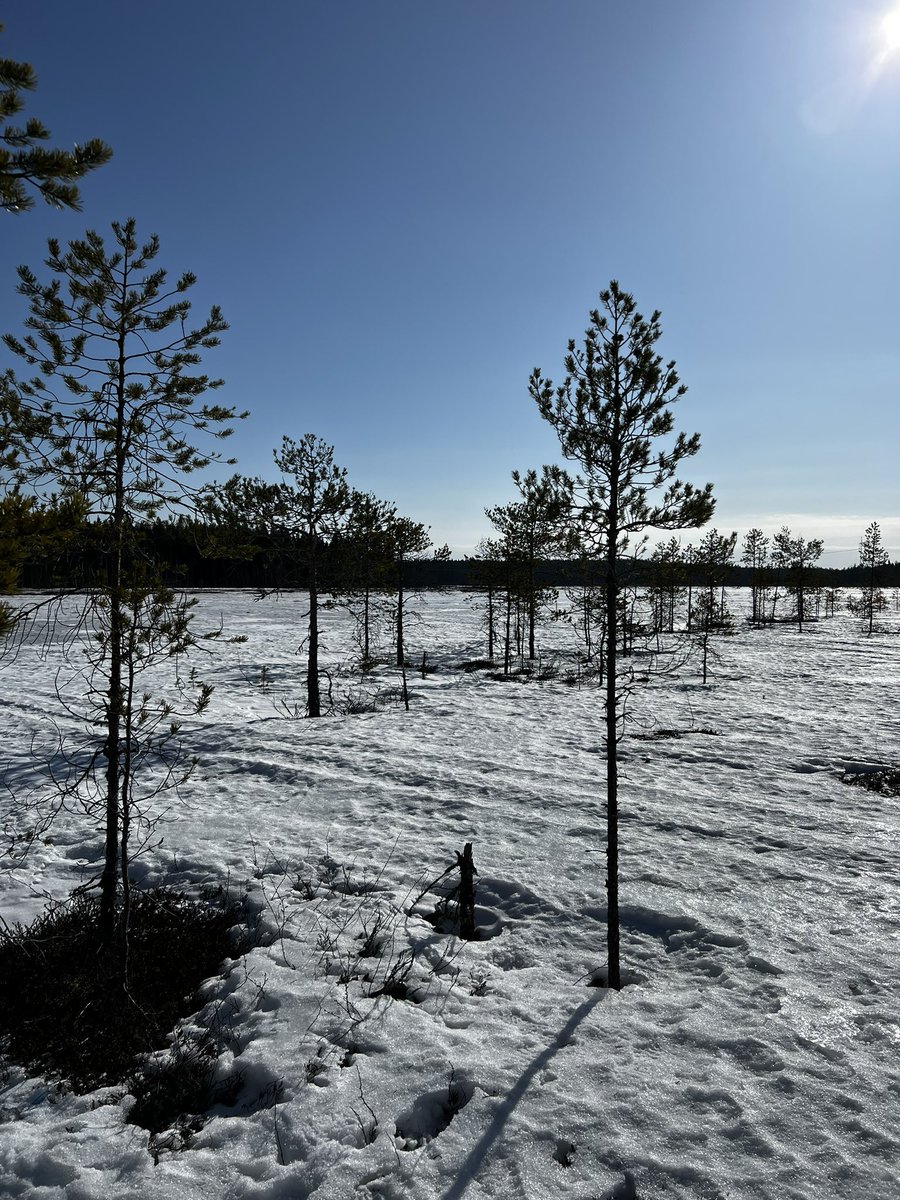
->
xmin=456 ymin=842 xmax=477 ymax=940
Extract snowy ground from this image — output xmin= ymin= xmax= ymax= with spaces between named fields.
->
xmin=1 ymin=589 xmax=898 ymax=1200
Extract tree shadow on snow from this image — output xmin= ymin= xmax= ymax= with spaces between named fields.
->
xmin=440 ymin=989 xmax=607 ymax=1200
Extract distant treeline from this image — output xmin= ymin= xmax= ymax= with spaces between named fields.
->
xmin=15 ymin=518 xmax=894 ymax=591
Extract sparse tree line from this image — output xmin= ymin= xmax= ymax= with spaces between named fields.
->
xmin=464 ymin=516 xmax=895 ymax=678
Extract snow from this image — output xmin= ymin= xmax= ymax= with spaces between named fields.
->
xmin=1 ymin=589 xmax=899 ymax=1199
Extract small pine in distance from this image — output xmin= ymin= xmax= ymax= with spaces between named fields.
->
xmin=848 ymin=521 xmax=889 ymax=636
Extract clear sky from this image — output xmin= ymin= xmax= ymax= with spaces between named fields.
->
xmin=2 ymin=1 xmax=899 ymax=565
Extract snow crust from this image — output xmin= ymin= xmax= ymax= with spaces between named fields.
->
xmin=1 ymin=590 xmax=898 ymax=1199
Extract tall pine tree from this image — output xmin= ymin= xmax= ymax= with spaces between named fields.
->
xmin=530 ymin=281 xmax=714 ymax=988
xmin=3 ymin=218 xmax=241 ymax=940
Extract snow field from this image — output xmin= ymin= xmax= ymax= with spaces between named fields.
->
xmin=1 ymin=589 xmax=899 ymax=1199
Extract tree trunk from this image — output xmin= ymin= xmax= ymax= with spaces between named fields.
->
xmin=605 ymin=366 xmax=622 ymax=991
xmin=702 ymin=629 xmax=709 ymax=685
xmin=120 ymin=645 xmax=136 ymax=943
xmin=605 ymin=563 xmax=621 ymax=990
xmin=308 ymin=564 xmax=320 ymax=717
xmin=869 ymin=559 xmax=875 ymax=635
xmin=100 ymin=583 xmax=122 ymax=941
xmin=363 ymin=585 xmax=370 ymax=660
xmin=100 ymin=314 xmax=129 ymax=943
xmin=395 ymin=556 xmax=404 ymax=667
xmin=457 ymin=842 xmax=476 ymax=940
xmin=528 ymin=542 xmax=536 ymax=660
xmin=503 ymin=584 xmax=512 ymax=676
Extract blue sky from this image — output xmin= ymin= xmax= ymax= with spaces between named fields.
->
xmin=2 ymin=0 xmax=899 ymax=564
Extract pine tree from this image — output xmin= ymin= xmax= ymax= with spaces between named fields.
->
xmin=204 ymin=446 xmax=355 ymax=708
xmin=646 ymin=536 xmax=687 ymax=639
xmin=848 ymin=521 xmax=889 ymax=635
xmin=505 ymin=467 xmax=572 ymax=660
xmin=0 ymin=27 xmax=112 ymax=212
xmin=343 ymin=490 xmax=396 ymax=665
xmin=692 ymin=528 xmax=737 ymax=684
xmin=529 ymin=281 xmax=714 ymax=989
xmin=273 ymin=435 xmax=352 ymax=716
xmin=740 ymin=528 xmax=769 ymax=626
xmin=771 ymin=527 xmax=823 ymax=632
xmin=466 ymin=538 xmax=505 ymax=661
xmin=485 ymin=468 xmax=573 ymax=672
xmin=386 ymin=515 xmax=430 ymax=668
xmin=3 ymin=218 xmax=241 ymax=941
xmin=484 ymin=498 xmax=527 ymax=674
xmin=559 ymin=544 xmax=607 ymax=673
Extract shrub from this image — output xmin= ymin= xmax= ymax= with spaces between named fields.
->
xmin=0 ymin=887 xmax=246 ymax=1093
xmin=127 ymin=1026 xmax=242 ymax=1141
xmin=841 ymin=768 xmax=900 ymax=797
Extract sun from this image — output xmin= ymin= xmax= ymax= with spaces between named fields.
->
xmin=880 ymin=6 xmax=900 ymax=54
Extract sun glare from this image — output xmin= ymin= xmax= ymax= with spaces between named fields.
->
xmin=881 ymin=6 xmax=900 ymax=54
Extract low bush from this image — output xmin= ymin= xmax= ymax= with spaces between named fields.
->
xmin=841 ymin=767 xmax=900 ymax=797
xmin=0 ymin=886 xmax=246 ymax=1094
xmin=127 ymin=1025 xmax=242 ymax=1143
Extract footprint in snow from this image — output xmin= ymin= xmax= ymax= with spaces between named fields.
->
xmin=616 ymin=903 xmax=748 ymax=956
xmin=683 ymin=1084 xmax=743 ymax=1118
xmin=477 ymin=876 xmax=559 ymax=921
xmin=394 ymin=1075 xmax=474 ymax=1150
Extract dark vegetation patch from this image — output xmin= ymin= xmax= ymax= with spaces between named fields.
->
xmin=339 ymin=692 xmax=378 ymax=715
xmin=127 ymin=1026 xmax=244 ymax=1149
xmin=482 ymin=657 xmax=564 ymax=684
xmin=841 ymin=768 xmax=900 ymax=797
xmin=0 ymin=887 xmax=247 ymax=1097
xmin=486 ymin=666 xmax=543 ymax=683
